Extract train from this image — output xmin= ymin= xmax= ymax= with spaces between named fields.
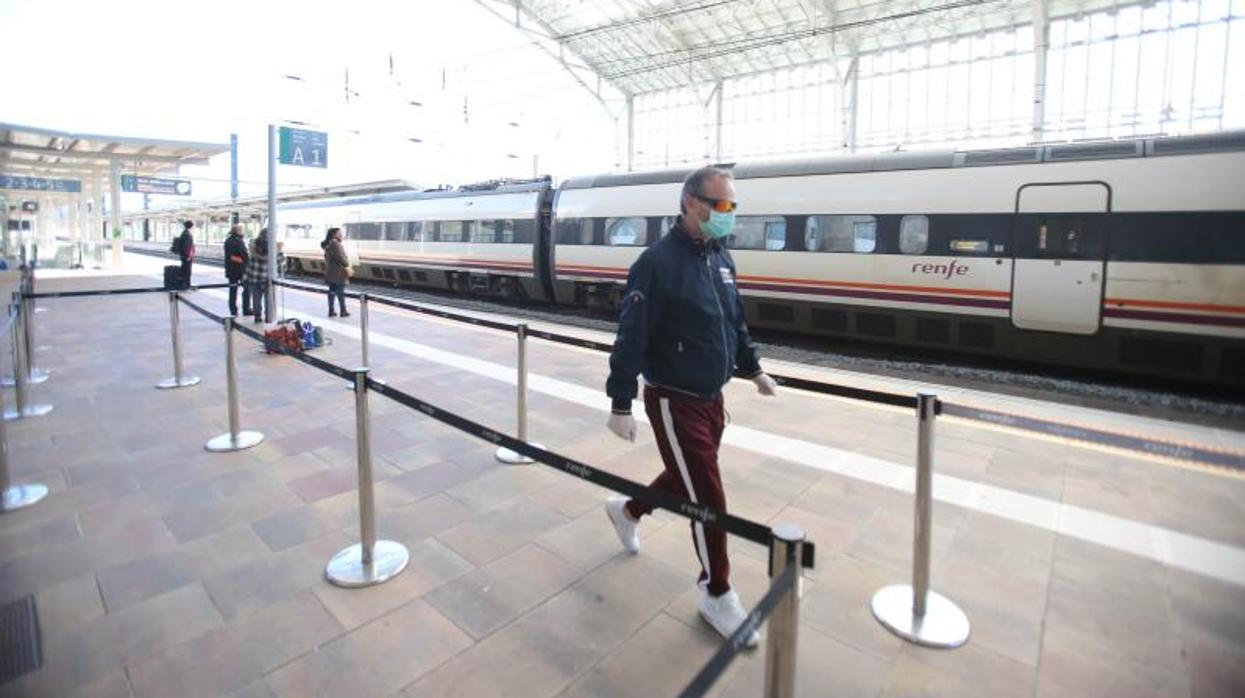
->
xmin=168 ymin=131 xmax=1245 ymax=387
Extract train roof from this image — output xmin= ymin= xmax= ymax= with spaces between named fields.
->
xmin=281 ymin=178 xmax=550 ymax=212
xmin=560 ymin=130 xmax=1245 ymax=190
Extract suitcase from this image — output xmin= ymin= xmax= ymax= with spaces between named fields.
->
xmin=163 ymin=265 xmax=184 ymax=290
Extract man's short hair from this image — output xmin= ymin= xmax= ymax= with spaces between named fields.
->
xmin=183 ymin=220 xmax=194 ymax=229
xmin=680 ymin=166 xmax=733 ymax=213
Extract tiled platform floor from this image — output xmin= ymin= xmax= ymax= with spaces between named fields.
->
xmin=0 ymin=259 xmax=1242 ymax=697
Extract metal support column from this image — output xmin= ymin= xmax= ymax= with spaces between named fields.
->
xmin=625 ymin=96 xmax=635 ymax=172
xmin=156 ymin=292 xmax=200 ymax=389
xmin=266 ymin=124 xmax=278 ymax=324
xmin=1032 ymin=0 xmax=1049 ymax=141
xmin=495 ymin=323 xmax=542 ymax=464
xmin=326 ymin=368 xmax=410 ymax=587
xmin=842 ymin=53 xmax=860 ymax=152
xmin=205 ymin=317 xmax=264 ymax=451
xmin=764 ymin=524 xmax=806 ymax=698
xmin=871 ymin=392 xmax=969 ymax=648
xmin=108 ymin=160 xmax=123 ymax=269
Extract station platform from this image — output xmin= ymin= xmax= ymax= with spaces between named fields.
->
xmin=1 ymin=255 xmax=1242 ymax=698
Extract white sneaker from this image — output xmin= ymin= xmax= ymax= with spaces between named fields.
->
xmin=699 ymin=589 xmax=761 ymax=648
xmin=604 ymin=497 xmax=640 ymax=553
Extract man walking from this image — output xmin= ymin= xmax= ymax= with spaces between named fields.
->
xmin=603 ymin=166 xmax=778 ymax=647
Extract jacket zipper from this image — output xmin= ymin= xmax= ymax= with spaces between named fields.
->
xmin=704 ymin=254 xmax=731 ymax=383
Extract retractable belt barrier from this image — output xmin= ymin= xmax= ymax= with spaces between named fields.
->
xmin=181 ymin=293 xmax=816 ymax=567
xmin=273 ymin=278 xmax=1243 ymax=471
xmin=176 ymin=296 xmax=357 ymax=382
xmin=0 ymin=302 xmax=49 ymax=513
xmin=24 ymin=282 xmax=234 ymax=299
xmin=680 ymin=564 xmax=797 ymax=698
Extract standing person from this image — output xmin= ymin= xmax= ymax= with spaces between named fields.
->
xmin=173 ymin=220 xmax=196 ymax=289
xmin=602 ymin=166 xmax=779 ymax=648
xmin=321 ymin=227 xmax=351 ymax=317
xmin=223 ymin=224 xmax=249 ymax=317
xmin=243 ymin=228 xmax=270 ymax=323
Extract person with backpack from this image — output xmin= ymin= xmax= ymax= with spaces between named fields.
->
xmin=321 ymin=227 xmax=351 ymax=317
xmin=223 ymin=225 xmax=249 ymax=317
xmin=171 ymin=220 xmax=196 ymax=288
xmin=243 ymin=228 xmax=271 ymax=323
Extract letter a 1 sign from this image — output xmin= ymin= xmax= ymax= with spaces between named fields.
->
xmin=278 ymin=127 xmax=328 ymax=168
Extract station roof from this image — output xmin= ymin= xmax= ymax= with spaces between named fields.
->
xmin=123 ymin=179 xmax=418 ymax=222
xmin=0 ymin=121 xmax=230 ymax=183
xmin=501 ymin=0 xmax=1148 ymax=96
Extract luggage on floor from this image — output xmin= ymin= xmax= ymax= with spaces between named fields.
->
xmin=163 ymin=265 xmax=184 ymax=290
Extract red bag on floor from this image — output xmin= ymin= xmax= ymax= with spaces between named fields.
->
xmin=263 ymin=324 xmax=303 ymax=354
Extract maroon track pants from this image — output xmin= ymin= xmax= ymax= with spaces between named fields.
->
xmin=625 ymin=385 xmax=731 ymax=596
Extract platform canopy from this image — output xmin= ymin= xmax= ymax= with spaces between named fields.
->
xmin=123 ymin=179 xmax=418 ymax=224
xmin=0 ymin=121 xmax=229 ymax=183
xmin=483 ymin=0 xmax=1146 ymax=96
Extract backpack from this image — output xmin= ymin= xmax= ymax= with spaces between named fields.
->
xmin=169 ymin=235 xmax=183 ymax=256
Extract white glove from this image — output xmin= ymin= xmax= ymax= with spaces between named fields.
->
xmin=607 ymin=413 xmax=637 ymax=442
xmin=752 ymin=373 xmax=778 ymax=397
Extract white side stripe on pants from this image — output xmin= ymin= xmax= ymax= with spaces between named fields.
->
xmin=660 ymin=397 xmax=713 ymax=591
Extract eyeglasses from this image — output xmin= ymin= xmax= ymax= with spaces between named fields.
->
xmin=693 ymin=193 xmax=738 ymax=214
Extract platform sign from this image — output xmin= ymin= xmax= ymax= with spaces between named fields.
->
xmin=278 ymin=127 xmax=327 ymax=168
xmin=121 ymin=175 xmax=192 ymax=196
xmin=0 ymin=175 xmax=81 ymax=193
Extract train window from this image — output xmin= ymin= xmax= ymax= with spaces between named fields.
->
xmin=1012 ymin=214 xmax=1107 ymax=259
xmin=382 ymin=222 xmax=405 ymax=241
xmin=899 ymin=215 xmax=929 ymax=254
xmin=499 ymin=219 xmax=515 ymax=243
xmin=607 ymin=217 xmax=645 ymax=246
xmin=346 ymin=222 xmax=382 ymax=241
xmin=437 ymin=221 xmax=463 ymax=243
xmin=805 ymin=215 xmax=877 ymax=253
xmin=661 ymin=216 xmax=676 ymax=237
xmin=406 ymin=221 xmax=425 ymax=242
xmin=728 ymin=216 xmax=786 ymax=251
xmin=471 ymin=220 xmax=497 ymax=244
xmin=513 ymin=219 xmax=536 ymax=244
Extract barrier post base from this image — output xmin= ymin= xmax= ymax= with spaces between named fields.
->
xmin=871 ymin=584 xmax=970 ymax=649
xmin=1 ymin=369 xmax=49 ymax=386
xmin=156 ymin=376 xmax=201 ymax=390
xmin=205 ymin=430 xmax=264 ymax=452
xmin=325 ymin=540 xmax=410 ymax=588
xmin=3 ymin=404 xmax=53 ymax=421
xmin=495 ymin=442 xmax=544 ymax=465
xmin=2 ymin=484 xmax=48 ymax=512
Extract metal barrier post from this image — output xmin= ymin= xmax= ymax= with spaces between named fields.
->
xmin=156 ymin=292 xmax=200 ymax=389
xmin=871 ymin=392 xmax=969 ymax=648
xmin=326 ymin=367 xmax=410 ymax=587
xmin=495 ymin=323 xmax=542 ymax=464
xmin=22 ymin=263 xmax=48 ymax=382
xmin=4 ymin=298 xmax=52 ymax=421
xmin=764 ymin=524 xmax=805 ymax=698
xmin=0 ymin=350 xmax=47 ymax=512
xmin=360 ymin=293 xmax=370 ymax=368
xmin=205 ymin=317 xmax=264 ymax=452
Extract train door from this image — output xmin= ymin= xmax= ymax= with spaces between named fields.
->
xmin=1011 ymin=182 xmax=1111 ymax=334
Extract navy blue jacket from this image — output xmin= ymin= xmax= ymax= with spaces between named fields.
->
xmin=606 ymin=218 xmax=762 ymax=414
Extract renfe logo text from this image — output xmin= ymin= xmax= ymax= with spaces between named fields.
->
xmin=911 ymin=259 xmax=969 ymax=279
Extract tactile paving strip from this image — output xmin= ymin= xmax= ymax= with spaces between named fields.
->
xmin=0 ymin=595 xmax=42 ymax=684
